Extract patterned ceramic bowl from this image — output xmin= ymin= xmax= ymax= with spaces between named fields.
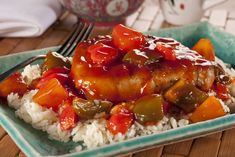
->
xmin=60 ymin=0 xmax=144 ymax=24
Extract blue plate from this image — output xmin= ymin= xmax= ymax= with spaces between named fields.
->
xmin=0 ymin=22 xmax=235 ymax=157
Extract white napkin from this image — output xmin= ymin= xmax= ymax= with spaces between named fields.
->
xmin=0 ymin=0 xmax=63 ymax=37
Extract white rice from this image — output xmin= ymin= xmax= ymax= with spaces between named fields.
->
xmin=6 ymin=58 xmax=235 ymax=152
xmin=6 ymin=88 xmax=190 ymax=151
xmin=70 ymin=116 xmax=189 ymax=151
xmin=47 ymin=122 xmax=71 ymax=142
xmin=21 ymin=65 xmax=41 ymax=84
xmin=7 ymin=90 xmax=70 ymax=142
xmin=7 ymin=93 xmax=21 ymax=109
xmin=219 ymin=99 xmax=230 ymax=113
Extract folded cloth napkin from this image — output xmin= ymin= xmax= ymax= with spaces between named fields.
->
xmin=0 ymin=0 xmax=63 ymax=37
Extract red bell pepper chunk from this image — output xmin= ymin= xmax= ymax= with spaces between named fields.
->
xmin=36 ymin=73 xmax=68 ymax=89
xmin=163 ymin=101 xmax=172 ymax=114
xmin=107 ymin=111 xmax=134 ymax=135
xmin=42 ymin=67 xmax=70 ymax=78
xmin=87 ymin=43 xmax=118 ymax=65
xmin=60 ymin=103 xmax=78 ymax=131
xmin=36 ymin=67 xmax=69 ymax=89
xmin=156 ymin=43 xmax=176 ymax=61
xmin=112 ymin=24 xmax=146 ymax=52
xmin=0 ymin=72 xmax=28 ymax=98
xmin=216 ymin=83 xmax=229 ymax=100
xmin=33 ymin=78 xmax=69 ymax=111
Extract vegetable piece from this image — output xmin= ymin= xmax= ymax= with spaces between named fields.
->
xmin=107 ymin=111 xmax=134 ymax=135
xmin=215 ymin=82 xmax=229 ymax=100
xmin=36 ymin=73 xmax=68 ymax=89
xmin=110 ymin=102 xmax=133 ymax=115
xmin=112 ymin=24 xmax=146 ymax=52
xmin=29 ymin=78 xmax=41 ymax=89
xmin=214 ymin=64 xmax=231 ymax=85
xmin=133 ymin=95 xmax=164 ymax=125
xmin=190 ymin=96 xmax=226 ymax=123
xmin=33 ymin=78 xmax=69 ymax=111
xmin=72 ymin=98 xmax=112 ymax=119
xmin=60 ymin=104 xmax=78 ymax=131
xmin=192 ymin=38 xmax=215 ymax=61
xmin=122 ymin=49 xmax=162 ymax=67
xmin=108 ymin=102 xmax=134 ymax=135
xmin=155 ymin=43 xmax=176 ymax=61
xmin=36 ymin=67 xmax=69 ymax=89
xmin=163 ymin=101 xmax=172 ymax=114
xmin=87 ymin=43 xmax=118 ymax=65
xmin=164 ymin=79 xmax=208 ymax=113
xmin=163 ymin=102 xmax=181 ymax=115
xmin=41 ymin=52 xmax=71 ymax=72
xmin=73 ymin=42 xmax=91 ymax=64
xmin=0 ymin=72 xmax=28 ymax=98
xmin=42 ymin=67 xmax=70 ymax=78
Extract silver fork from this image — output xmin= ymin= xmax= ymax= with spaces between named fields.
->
xmin=0 ymin=22 xmax=94 ymax=82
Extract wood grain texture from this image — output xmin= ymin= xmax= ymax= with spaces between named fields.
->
xmin=0 ymin=135 xmax=20 ymax=157
xmin=10 ymin=26 xmax=54 ymax=54
xmin=163 ymin=140 xmax=193 ymax=156
xmin=36 ymin=29 xmax=69 ymax=49
xmin=188 ymin=137 xmax=220 ymax=157
xmin=218 ymin=128 xmax=235 ymax=157
xmin=0 ymin=38 xmax=21 ymax=55
xmin=132 ymin=146 xmax=163 ymax=157
xmin=121 ymin=154 xmax=133 ymax=157
xmin=161 ymin=154 xmax=185 ymax=157
xmin=17 ymin=152 xmax=26 ymax=157
xmin=0 ymin=126 xmax=6 ymax=139
xmin=206 ymin=132 xmax=222 ymax=140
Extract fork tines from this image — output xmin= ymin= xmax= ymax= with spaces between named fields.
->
xmin=59 ymin=22 xmax=94 ymax=57
xmin=0 ymin=22 xmax=94 ymax=82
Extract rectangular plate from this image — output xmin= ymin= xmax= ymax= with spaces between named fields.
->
xmin=1 ymin=22 xmax=235 ymax=157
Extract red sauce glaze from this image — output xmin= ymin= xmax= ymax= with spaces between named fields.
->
xmin=71 ymin=35 xmax=215 ymax=102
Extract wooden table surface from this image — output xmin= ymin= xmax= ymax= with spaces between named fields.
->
xmin=1 ymin=1 xmax=235 ymax=157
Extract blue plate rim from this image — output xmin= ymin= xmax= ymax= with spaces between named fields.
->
xmin=1 ymin=109 xmax=235 ymax=157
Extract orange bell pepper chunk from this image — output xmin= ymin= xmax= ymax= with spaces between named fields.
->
xmin=112 ymin=24 xmax=146 ymax=52
xmin=0 ymin=72 xmax=28 ymax=98
xmin=33 ymin=78 xmax=69 ymax=111
xmin=192 ymin=38 xmax=215 ymax=61
xmin=190 ymin=96 xmax=226 ymax=123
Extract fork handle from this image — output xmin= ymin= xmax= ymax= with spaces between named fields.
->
xmin=0 ymin=55 xmax=46 ymax=82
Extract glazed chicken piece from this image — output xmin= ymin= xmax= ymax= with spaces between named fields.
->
xmin=71 ymin=55 xmax=154 ymax=102
xmin=153 ymin=54 xmax=216 ymax=93
xmin=71 ymin=24 xmax=217 ymax=102
xmin=152 ymin=38 xmax=216 ymax=92
xmin=71 ymin=39 xmax=216 ymax=102
xmin=153 ymin=62 xmax=216 ymax=92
